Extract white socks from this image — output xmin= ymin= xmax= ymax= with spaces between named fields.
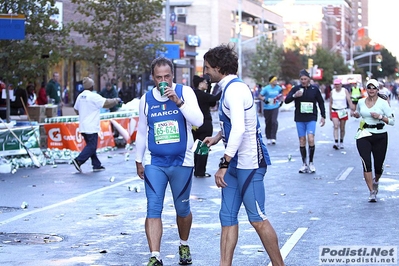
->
xmin=151 ymin=251 xmax=160 ymax=260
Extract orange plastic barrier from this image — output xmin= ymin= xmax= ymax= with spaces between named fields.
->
xmin=43 ymin=116 xmax=139 ymax=152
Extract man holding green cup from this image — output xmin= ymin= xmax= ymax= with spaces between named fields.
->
xmin=159 ymin=81 xmax=168 ymax=96
xmin=135 ymin=57 xmax=203 ymax=266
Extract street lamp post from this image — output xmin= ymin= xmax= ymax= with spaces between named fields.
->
xmin=165 ymin=0 xmax=170 ymax=42
xmin=237 ymin=0 xmax=242 ymax=77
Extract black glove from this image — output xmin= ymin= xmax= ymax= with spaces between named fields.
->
xmin=263 ymin=99 xmax=269 ymax=104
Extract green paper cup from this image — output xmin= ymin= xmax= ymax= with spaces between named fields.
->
xmin=191 ymin=139 xmax=209 ymax=155
xmin=159 ymin=81 xmax=168 ymax=96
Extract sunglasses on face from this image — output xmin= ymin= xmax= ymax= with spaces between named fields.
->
xmin=367 ymin=86 xmax=378 ymax=90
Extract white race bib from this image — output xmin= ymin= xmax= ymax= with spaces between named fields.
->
xmin=154 ymin=120 xmax=180 ymax=144
xmin=337 ymin=109 xmax=348 ymax=119
xmin=300 ymin=102 xmax=313 ymax=113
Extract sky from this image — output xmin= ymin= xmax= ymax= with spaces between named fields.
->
xmin=368 ymin=0 xmax=399 ymax=58
xmin=266 ymin=0 xmax=399 ymax=59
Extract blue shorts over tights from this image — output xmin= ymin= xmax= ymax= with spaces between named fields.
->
xmin=220 ymin=167 xmax=268 ymax=227
xmin=144 ymin=165 xmax=193 ymax=218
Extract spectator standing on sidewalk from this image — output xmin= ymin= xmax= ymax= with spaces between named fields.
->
xmin=37 ymin=82 xmax=48 ymax=105
xmin=10 ymin=84 xmax=28 ymax=115
xmin=329 ymin=78 xmax=355 ymax=150
xmin=202 ymin=44 xmax=285 ymax=266
xmin=192 ymin=74 xmax=221 ymax=178
xmin=26 ymin=83 xmax=37 ymax=106
xmin=72 ymin=77 xmax=120 ymax=173
xmin=46 ymin=72 xmax=63 ymax=115
xmin=258 ymin=75 xmax=283 ymax=145
xmin=351 ymin=79 xmax=394 ymax=202
xmin=284 ymin=69 xmax=326 ymax=174
xmin=100 ymin=82 xmax=119 ymax=112
xmin=135 ymin=57 xmax=203 ymax=266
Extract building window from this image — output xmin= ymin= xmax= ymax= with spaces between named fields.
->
xmin=177 ymin=15 xmax=186 ymax=23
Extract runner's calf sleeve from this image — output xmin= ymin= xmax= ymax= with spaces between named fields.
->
xmin=300 ymin=146 xmax=307 ymax=164
xmin=309 ymin=145 xmax=315 ymax=163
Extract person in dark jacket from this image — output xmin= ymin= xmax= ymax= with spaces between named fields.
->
xmin=46 ymin=72 xmax=63 ymax=115
xmin=100 ymin=82 xmax=119 ymax=112
xmin=192 ymin=75 xmax=221 ymax=177
xmin=10 ymin=84 xmax=28 ymax=115
xmin=285 ymin=69 xmax=326 ymax=174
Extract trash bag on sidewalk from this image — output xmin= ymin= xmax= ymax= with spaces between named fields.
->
xmin=0 ymin=156 xmax=12 ymax=174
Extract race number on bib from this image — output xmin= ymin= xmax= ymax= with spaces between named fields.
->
xmin=154 ymin=120 xmax=180 ymax=144
xmin=337 ymin=109 xmax=348 ymax=119
xmin=300 ymin=102 xmax=313 ymax=113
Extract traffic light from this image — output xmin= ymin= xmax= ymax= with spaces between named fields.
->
xmin=311 ymin=30 xmax=316 ymax=41
xmin=395 ymin=67 xmax=399 ymax=76
xmin=376 ymin=54 xmax=382 ymax=62
xmin=305 ymin=29 xmax=310 ymax=41
xmin=308 ymin=58 xmax=313 ymax=69
xmin=377 ymin=65 xmax=382 ymax=71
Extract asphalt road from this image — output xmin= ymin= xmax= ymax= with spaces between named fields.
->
xmin=1 ymin=100 xmax=399 ymax=266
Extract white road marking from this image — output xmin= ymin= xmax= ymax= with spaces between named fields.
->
xmin=268 ymin=227 xmax=308 ymax=266
xmin=336 ymin=167 xmax=354 ymax=180
xmin=0 ymin=176 xmax=140 ymax=226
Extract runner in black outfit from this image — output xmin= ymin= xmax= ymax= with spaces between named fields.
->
xmin=191 ymin=75 xmax=221 ymax=177
xmin=285 ymin=69 xmax=326 ymax=173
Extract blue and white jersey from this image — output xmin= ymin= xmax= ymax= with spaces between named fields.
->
xmin=218 ymin=75 xmax=271 ymax=169
xmin=146 ymin=85 xmax=187 ymax=158
xmin=135 ymin=83 xmax=203 ymax=167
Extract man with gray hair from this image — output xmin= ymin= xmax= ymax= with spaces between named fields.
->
xmin=72 ymin=77 xmax=121 ymax=173
xmin=135 ymin=57 xmax=203 ymax=266
xmin=284 ymin=69 xmax=326 ymax=173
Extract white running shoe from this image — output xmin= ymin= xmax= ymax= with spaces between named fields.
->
xmin=368 ymin=190 xmax=377 ymax=202
xmin=267 ymin=139 xmax=272 ymax=145
xmin=308 ymin=163 xmax=316 ymax=173
xmin=299 ymin=164 xmax=309 ymax=173
xmin=339 ymin=143 xmax=344 ymax=149
xmin=271 ymin=139 xmax=276 ymax=145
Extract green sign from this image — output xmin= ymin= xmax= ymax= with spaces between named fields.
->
xmin=0 ymin=126 xmax=40 ymax=156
